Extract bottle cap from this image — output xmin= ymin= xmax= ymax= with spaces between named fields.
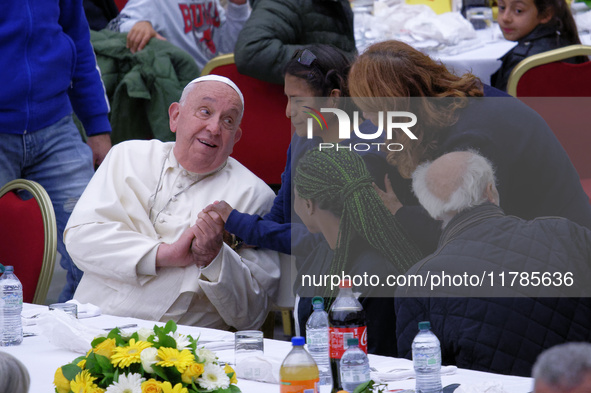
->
xmin=292 ymin=336 xmax=306 ymax=346
xmin=418 ymin=321 xmax=431 ymax=330
xmin=3 ymin=265 xmax=13 ymax=272
xmin=311 ymin=296 xmax=324 ymax=309
xmin=347 ymin=338 xmax=359 ymax=346
xmin=339 ymin=279 xmax=352 ymax=289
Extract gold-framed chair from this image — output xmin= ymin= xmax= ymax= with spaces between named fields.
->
xmin=506 ymin=45 xmax=591 ymax=202
xmin=507 ymin=44 xmax=591 ymax=97
xmin=0 ymin=179 xmax=57 ymax=305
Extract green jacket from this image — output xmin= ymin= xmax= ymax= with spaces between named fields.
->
xmin=90 ymin=29 xmax=200 ymax=144
xmin=234 ymin=0 xmax=357 ymax=85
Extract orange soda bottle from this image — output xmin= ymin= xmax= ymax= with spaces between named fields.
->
xmin=280 ymin=336 xmax=319 ymax=393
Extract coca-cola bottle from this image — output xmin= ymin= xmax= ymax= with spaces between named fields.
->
xmin=328 ymin=279 xmax=367 ymax=391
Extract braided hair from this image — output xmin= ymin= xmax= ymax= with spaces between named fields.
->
xmin=294 ymin=149 xmax=423 ymax=298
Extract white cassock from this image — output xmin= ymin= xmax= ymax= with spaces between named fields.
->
xmin=65 ymin=139 xmax=282 ymax=330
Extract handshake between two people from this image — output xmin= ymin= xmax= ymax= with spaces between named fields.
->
xmin=155 ymin=201 xmax=235 ymax=269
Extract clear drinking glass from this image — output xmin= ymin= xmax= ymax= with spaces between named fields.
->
xmin=49 ymin=303 xmax=78 ymax=318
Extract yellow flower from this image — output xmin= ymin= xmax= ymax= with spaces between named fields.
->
xmin=93 ymin=338 xmax=117 ymax=359
xmin=159 ymin=381 xmax=188 ymax=393
xmin=111 ymin=339 xmax=153 ymax=368
xmin=181 ymin=362 xmax=205 ymax=384
xmin=77 ymin=359 xmax=86 ymax=369
xmin=90 ymin=388 xmax=105 ymax=393
xmin=141 ymin=379 xmax=162 ymax=393
xmin=156 ymin=347 xmax=195 ymax=373
xmin=54 ymin=367 xmax=71 ymax=393
xmin=70 ymin=370 xmax=98 ymax=393
xmin=224 ymin=364 xmax=238 ymax=384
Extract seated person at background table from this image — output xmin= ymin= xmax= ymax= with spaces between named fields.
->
xmin=533 ymin=342 xmax=591 ymax=393
xmin=491 ymin=0 xmax=586 ymax=91
xmin=108 ymin=0 xmax=250 ymax=69
xmin=293 ymin=149 xmax=423 ymax=356
xmin=0 ymin=352 xmax=30 ymax=393
xmin=233 ymin=0 xmax=357 ymax=85
xmin=348 ymin=40 xmax=591 ymax=253
xmin=64 ymin=75 xmax=281 ymax=331
xmin=395 ymin=151 xmax=591 ymax=377
xmin=204 ymin=44 xmax=387 ymax=257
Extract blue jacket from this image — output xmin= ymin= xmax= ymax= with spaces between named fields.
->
xmin=0 ymin=0 xmax=111 ymax=135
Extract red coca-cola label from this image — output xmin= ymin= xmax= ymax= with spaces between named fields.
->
xmin=329 ymin=326 xmax=367 ymax=359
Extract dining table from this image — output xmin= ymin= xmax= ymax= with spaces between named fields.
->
xmin=3 ymin=303 xmax=535 ymax=393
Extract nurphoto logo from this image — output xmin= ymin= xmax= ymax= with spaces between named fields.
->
xmin=305 ymin=108 xmax=418 ymax=152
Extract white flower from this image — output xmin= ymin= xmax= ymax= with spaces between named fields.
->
xmin=197 ymin=363 xmax=230 ymax=390
xmin=196 ymin=348 xmax=217 ymax=364
xmin=136 ymin=328 xmax=154 ymax=341
xmin=168 ymin=331 xmax=191 ymax=351
xmin=140 ymin=347 xmax=158 ymax=374
xmin=105 ymin=373 xmax=145 ymax=393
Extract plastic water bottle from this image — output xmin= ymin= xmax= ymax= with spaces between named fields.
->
xmin=329 ymin=279 xmax=366 ymax=391
xmin=412 ymin=321 xmax=442 ymax=393
xmin=306 ymin=296 xmax=333 ymax=393
xmin=340 ymin=338 xmax=370 ymax=392
xmin=0 ymin=266 xmax=23 ymax=346
xmin=280 ymin=336 xmax=319 ymax=393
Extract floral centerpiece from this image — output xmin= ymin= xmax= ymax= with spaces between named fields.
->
xmin=54 ymin=320 xmax=240 ymax=393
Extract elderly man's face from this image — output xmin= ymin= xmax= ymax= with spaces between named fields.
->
xmin=169 ymin=81 xmax=242 ymax=173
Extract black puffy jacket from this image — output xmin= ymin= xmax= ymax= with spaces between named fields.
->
xmin=395 ymin=204 xmax=591 ymax=377
xmin=234 ymin=0 xmax=357 ymax=84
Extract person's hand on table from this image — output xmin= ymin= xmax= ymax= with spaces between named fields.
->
xmin=126 ymin=21 xmax=166 ymax=53
xmin=373 ymin=174 xmax=403 ymax=215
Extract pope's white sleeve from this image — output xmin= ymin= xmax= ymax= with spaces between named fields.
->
xmin=199 ymin=243 xmax=281 ymax=330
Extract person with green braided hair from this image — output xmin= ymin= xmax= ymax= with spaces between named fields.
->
xmin=293 ymin=148 xmax=423 ymax=356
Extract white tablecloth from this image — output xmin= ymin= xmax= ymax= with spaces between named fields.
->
xmin=3 ymin=304 xmax=534 ymax=393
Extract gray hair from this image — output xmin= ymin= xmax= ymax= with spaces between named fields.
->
xmin=533 ymin=342 xmax=591 ymax=390
xmin=0 ymin=352 xmax=30 ymax=393
xmin=412 ymin=151 xmax=496 ymax=225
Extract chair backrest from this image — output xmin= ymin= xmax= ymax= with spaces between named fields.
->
xmin=507 ymin=44 xmax=591 ymax=97
xmin=506 ymin=45 xmax=591 ymax=198
xmin=0 ymin=180 xmax=57 ymax=305
xmin=201 ymin=54 xmax=292 ymax=188
xmin=114 ymin=0 xmax=127 ymax=11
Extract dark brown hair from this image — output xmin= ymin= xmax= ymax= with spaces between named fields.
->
xmin=535 ymin=0 xmax=581 ymax=44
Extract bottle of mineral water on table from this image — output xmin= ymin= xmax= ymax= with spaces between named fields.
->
xmin=412 ymin=321 xmax=442 ymax=393
xmin=0 ymin=265 xmax=23 ymax=346
xmin=340 ymin=337 xmax=370 ymax=392
xmin=306 ymin=296 xmax=333 ymax=393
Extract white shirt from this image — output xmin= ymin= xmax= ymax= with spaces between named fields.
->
xmin=65 ymin=139 xmax=281 ymax=330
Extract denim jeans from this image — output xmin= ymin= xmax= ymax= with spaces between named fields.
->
xmin=0 ymin=115 xmax=95 ymax=302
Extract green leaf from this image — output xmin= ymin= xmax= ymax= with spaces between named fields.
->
xmin=61 ymin=364 xmax=83 ymax=380
xmin=164 ymin=320 xmax=178 ymax=333
xmin=353 ymin=380 xmax=373 ymax=393
xmin=151 ymin=364 xmax=169 ymax=381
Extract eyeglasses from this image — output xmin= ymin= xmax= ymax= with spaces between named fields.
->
xmin=294 ymin=49 xmax=317 ymax=67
